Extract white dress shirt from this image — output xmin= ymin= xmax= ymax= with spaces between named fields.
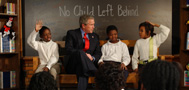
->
xmin=132 ymin=25 xmax=170 ymax=70
xmin=27 ymin=30 xmax=59 ymax=70
xmin=98 ymin=39 xmax=131 ymax=66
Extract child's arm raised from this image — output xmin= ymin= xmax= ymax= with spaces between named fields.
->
xmin=35 ymin=20 xmax=43 ymax=32
xmin=147 ymin=21 xmax=170 ymax=46
xmin=146 ymin=21 xmax=160 ymax=27
xmin=27 ymin=20 xmax=43 ymax=50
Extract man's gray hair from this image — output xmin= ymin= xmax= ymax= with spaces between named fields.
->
xmin=79 ymin=14 xmax=94 ymax=28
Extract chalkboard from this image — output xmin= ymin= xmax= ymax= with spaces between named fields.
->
xmin=23 ymin=0 xmax=172 ymax=56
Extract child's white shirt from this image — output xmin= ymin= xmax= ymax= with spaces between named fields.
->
xmin=98 ymin=39 xmax=130 ymax=66
xmin=132 ymin=25 xmax=170 ymax=70
xmin=27 ymin=30 xmax=59 ymax=70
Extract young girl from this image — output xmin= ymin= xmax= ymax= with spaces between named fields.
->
xmin=132 ymin=21 xmax=170 ymax=90
xmin=27 ymin=20 xmax=60 ymax=79
xmin=98 ymin=25 xmax=130 ymax=81
xmin=132 ymin=21 xmax=170 ymax=72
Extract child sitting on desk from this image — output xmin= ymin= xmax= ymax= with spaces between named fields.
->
xmin=27 ymin=20 xmax=60 ymax=80
xmin=98 ymin=25 xmax=130 ymax=81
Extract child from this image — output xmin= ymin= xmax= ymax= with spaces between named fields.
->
xmin=28 ymin=71 xmax=58 ymax=90
xmin=98 ymin=25 xmax=130 ymax=81
xmin=132 ymin=21 xmax=170 ymax=89
xmin=132 ymin=21 xmax=170 ymax=72
xmin=27 ymin=20 xmax=60 ymax=79
xmin=140 ymin=60 xmax=180 ymax=90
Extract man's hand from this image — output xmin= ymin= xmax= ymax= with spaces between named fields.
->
xmin=35 ymin=20 xmax=43 ymax=32
xmin=121 ymin=63 xmax=128 ymax=70
xmin=86 ymin=53 xmax=93 ymax=61
xmin=43 ymin=67 xmax=49 ymax=72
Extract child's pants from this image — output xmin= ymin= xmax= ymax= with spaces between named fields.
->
xmin=138 ymin=64 xmax=144 ymax=90
xmin=35 ymin=63 xmax=61 ymax=80
xmin=103 ymin=61 xmax=129 ymax=81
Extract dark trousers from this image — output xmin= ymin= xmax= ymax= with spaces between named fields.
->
xmin=65 ymin=50 xmax=97 ymax=90
xmin=103 ymin=61 xmax=129 ymax=82
xmin=77 ymin=76 xmax=88 ymax=90
xmin=138 ymin=64 xmax=144 ymax=90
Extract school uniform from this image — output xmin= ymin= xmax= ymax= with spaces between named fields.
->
xmin=98 ymin=39 xmax=130 ymax=80
xmin=132 ymin=24 xmax=170 ymax=70
xmin=27 ymin=30 xmax=60 ymax=79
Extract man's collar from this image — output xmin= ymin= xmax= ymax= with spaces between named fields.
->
xmin=80 ymin=28 xmax=85 ymax=35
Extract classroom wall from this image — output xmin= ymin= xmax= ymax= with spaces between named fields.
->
xmin=23 ymin=0 xmax=172 ymax=56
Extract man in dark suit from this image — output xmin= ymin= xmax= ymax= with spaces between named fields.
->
xmin=65 ymin=14 xmax=102 ymax=90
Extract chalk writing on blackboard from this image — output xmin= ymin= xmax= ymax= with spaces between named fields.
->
xmin=59 ymin=4 xmax=139 ymax=17
xmin=59 ymin=6 xmax=71 ymax=16
xmin=118 ymin=5 xmax=139 ymax=16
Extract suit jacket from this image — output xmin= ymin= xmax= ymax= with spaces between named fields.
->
xmin=65 ymin=28 xmax=102 ymax=67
